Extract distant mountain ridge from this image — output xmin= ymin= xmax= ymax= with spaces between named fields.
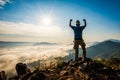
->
xmin=86 ymin=39 xmax=120 ymax=59
xmin=105 ymin=39 xmax=120 ymax=43
xmin=0 ymin=42 xmax=31 ymax=48
xmin=0 ymin=41 xmax=58 ymax=47
xmin=33 ymin=42 xmax=57 ymax=45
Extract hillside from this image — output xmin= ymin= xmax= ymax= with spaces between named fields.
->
xmin=86 ymin=40 xmax=120 ymax=59
xmin=0 ymin=57 xmax=120 ymax=80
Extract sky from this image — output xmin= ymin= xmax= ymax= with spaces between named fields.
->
xmin=0 ymin=0 xmax=120 ymax=43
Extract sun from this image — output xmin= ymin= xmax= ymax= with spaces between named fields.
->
xmin=38 ymin=14 xmax=54 ymax=26
xmin=42 ymin=16 xmax=52 ymax=25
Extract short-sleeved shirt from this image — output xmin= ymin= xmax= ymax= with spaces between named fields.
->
xmin=72 ymin=26 xmax=84 ymax=40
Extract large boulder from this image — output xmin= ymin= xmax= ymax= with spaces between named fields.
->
xmin=15 ymin=63 xmax=31 ymax=76
xmin=0 ymin=71 xmax=6 ymax=80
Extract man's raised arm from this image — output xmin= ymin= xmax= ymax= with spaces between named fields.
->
xmin=69 ymin=19 xmax=73 ymax=29
xmin=82 ymin=19 xmax=87 ymax=29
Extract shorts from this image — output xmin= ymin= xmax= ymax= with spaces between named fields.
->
xmin=73 ymin=39 xmax=86 ymax=49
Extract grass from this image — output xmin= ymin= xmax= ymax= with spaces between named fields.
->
xmin=26 ymin=55 xmax=69 ymax=71
xmin=93 ymin=57 xmax=120 ymax=70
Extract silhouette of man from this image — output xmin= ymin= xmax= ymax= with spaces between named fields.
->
xmin=69 ymin=19 xmax=87 ymax=61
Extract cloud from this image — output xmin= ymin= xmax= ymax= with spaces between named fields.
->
xmin=0 ymin=21 xmax=62 ymax=36
xmin=0 ymin=0 xmax=11 ymax=9
xmin=0 ymin=44 xmax=71 ymax=76
xmin=0 ymin=21 xmax=71 ymax=42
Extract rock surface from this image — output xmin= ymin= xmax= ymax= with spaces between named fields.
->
xmin=1 ymin=57 xmax=120 ymax=80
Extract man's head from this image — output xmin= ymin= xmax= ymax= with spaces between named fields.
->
xmin=76 ymin=20 xmax=80 ymax=26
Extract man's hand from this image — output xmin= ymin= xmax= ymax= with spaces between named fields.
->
xmin=83 ymin=19 xmax=87 ymax=28
xmin=70 ymin=19 xmax=73 ymax=22
xmin=83 ymin=19 xmax=86 ymax=22
xmin=69 ymin=19 xmax=73 ymax=28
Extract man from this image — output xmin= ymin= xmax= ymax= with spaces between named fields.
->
xmin=69 ymin=19 xmax=87 ymax=61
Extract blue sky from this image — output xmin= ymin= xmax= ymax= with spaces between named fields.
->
xmin=0 ymin=0 xmax=120 ymax=43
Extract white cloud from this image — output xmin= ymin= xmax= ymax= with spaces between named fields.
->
xmin=0 ymin=44 xmax=71 ymax=76
xmin=0 ymin=21 xmax=70 ymax=42
xmin=0 ymin=0 xmax=11 ymax=8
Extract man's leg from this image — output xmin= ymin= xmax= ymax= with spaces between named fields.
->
xmin=81 ymin=45 xmax=86 ymax=61
xmin=75 ymin=47 xmax=79 ymax=61
xmin=74 ymin=41 xmax=79 ymax=61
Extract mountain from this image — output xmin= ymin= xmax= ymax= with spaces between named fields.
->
xmin=86 ymin=40 xmax=120 ymax=59
xmin=0 ymin=41 xmax=31 ymax=48
xmin=105 ymin=39 xmax=120 ymax=43
xmin=33 ymin=42 xmax=57 ymax=46
xmin=86 ymin=41 xmax=100 ymax=47
xmin=0 ymin=41 xmax=58 ymax=47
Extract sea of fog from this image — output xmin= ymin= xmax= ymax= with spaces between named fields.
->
xmin=0 ymin=42 xmax=72 ymax=75
xmin=0 ymin=42 xmax=94 ymax=76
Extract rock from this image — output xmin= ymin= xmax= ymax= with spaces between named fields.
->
xmin=78 ymin=63 xmax=88 ymax=71
xmin=74 ymin=71 xmax=81 ymax=80
xmin=15 ymin=63 xmax=31 ymax=76
xmin=66 ymin=66 xmax=71 ymax=70
xmin=4 ymin=57 xmax=120 ymax=80
xmin=69 ymin=61 xmax=80 ymax=67
xmin=21 ymin=73 xmax=33 ymax=80
xmin=67 ymin=78 xmax=74 ymax=80
xmin=83 ymin=62 xmax=88 ymax=66
xmin=63 ymin=65 xmax=68 ymax=70
xmin=46 ymin=69 xmax=55 ymax=73
xmin=87 ymin=61 xmax=104 ymax=70
xmin=9 ymin=76 xmax=19 ymax=80
xmin=62 ymin=62 xmax=68 ymax=66
xmin=69 ymin=67 xmax=75 ymax=74
xmin=68 ymin=59 xmax=73 ymax=62
xmin=85 ymin=58 xmax=92 ymax=62
xmin=45 ymin=73 xmax=59 ymax=80
xmin=100 ymin=67 xmax=115 ymax=75
xmin=0 ymin=71 xmax=6 ymax=80
xmin=60 ymin=70 xmax=68 ymax=76
xmin=57 ymin=62 xmax=68 ymax=69
xmin=85 ymin=74 xmax=90 ymax=80
xmin=28 ymin=71 xmax=48 ymax=80
xmin=59 ymin=76 xmax=68 ymax=80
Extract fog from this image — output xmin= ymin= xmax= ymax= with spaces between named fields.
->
xmin=0 ymin=44 xmax=73 ymax=75
xmin=0 ymin=41 xmax=95 ymax=77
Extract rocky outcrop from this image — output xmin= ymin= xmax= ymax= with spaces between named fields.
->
xmin=16 ymin=63 xmax=31 ymax=76
xmin=1 ymin=57 xmax=120 ymax=80
xmin=0 ymin=71 xmax=6 ymax=80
